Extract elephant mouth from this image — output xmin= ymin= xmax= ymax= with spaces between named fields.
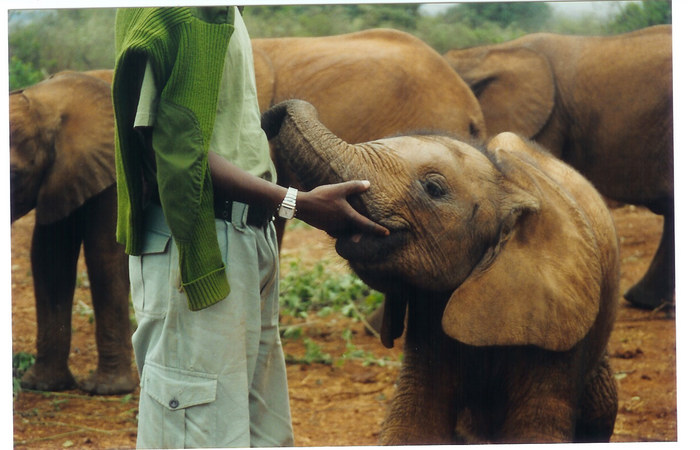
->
xmin=333 ymin=195 xmax=410 ymax=265
xmin=334 ymin=223 xmax=409 ymax=265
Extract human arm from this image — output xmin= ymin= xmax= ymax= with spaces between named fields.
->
xmin=208 ymin=151 xmax=389 ymax=237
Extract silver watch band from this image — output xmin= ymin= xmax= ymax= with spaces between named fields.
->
xmin=277 ymin=187 xmax=298 ymax=219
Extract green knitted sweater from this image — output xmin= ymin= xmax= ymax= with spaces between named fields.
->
xmin=112 ymin=7 xmax=236 ymax=310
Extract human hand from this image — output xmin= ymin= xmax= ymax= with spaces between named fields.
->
xmin=295 ymin=180 xmax=390 ymax=238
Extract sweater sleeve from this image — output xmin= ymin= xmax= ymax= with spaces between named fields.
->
xmin=114 ymin=7 xmax=236 ymax=310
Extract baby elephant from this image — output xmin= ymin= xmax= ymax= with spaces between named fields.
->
xmin=263 ymin=100 xmax=620 ymax=443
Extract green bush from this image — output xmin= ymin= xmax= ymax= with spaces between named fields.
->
xmin=9 ymin=56 xmax=44 ymax=90
xmin=607 ymin=0 xmax=671 ymax=34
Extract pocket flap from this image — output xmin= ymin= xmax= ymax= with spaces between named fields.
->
xmin=142 ymin=361 xmax=217 ymax=410
xmin=142 ymin=205 xmax=172 ymax=254
xmin=142 ymin=229 xmax=171 ymax=255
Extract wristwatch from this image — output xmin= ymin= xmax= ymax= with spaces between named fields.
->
xmin=277 ymin=187 xmax=298 ymax=220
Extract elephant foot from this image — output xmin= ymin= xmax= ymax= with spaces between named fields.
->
xmin=20 ymin=364 xmax=77 ymax=392
xmin=79 ymin=369 xmax=138 ymax=395
xmin=623 ymin=282 xmax=674 ymax=310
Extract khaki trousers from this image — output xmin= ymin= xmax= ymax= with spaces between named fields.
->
xmin=130 ymin=204 xmax=293 ymax=448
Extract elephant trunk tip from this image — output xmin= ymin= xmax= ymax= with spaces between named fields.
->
xmin=261 ymin=99 xmax=319 ymax=140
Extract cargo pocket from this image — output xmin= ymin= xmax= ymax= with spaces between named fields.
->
xmin=138 ymin=361 xmax=218 ymax=448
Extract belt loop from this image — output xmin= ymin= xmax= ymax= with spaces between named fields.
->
xmin=230 ymin=201 xmax=247 ymax=228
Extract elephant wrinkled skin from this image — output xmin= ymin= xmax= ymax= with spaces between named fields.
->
xmin=444 ymin=25 xmax=673 ymax=310
xmin=10 ymin=72 xmax=137 ymax=394
xmin=262 ymin=100 xmax=620 ymax=444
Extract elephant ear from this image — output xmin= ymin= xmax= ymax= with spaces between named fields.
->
xmin=35 ymin=73 xmax=117 ymax=225
xmin=446 ymin=47 xmax=555 ymax=139
xmin=441 ymin=135 xmax=602 ymax=351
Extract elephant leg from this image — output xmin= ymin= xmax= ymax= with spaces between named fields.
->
xmin=380 ymin=300 xmax=464 ymax=445
xmin=78 ymin=187 xmax=138 ymax=394
xmin=21 ymin=216 xmax=82 ymax=391
xmin=624 ymin=207 xmax=675 ymax=309
xmin=574 ymin=356 xmax=617 ymax=442
xmin=380 ymin=354 xmax=461 ymax=445
xmin=454 ymin=406 xmax=490 ymax=444
xmin=498 ymin=357 xmax=578 ymax=443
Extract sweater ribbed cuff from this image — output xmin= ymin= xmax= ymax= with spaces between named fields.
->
xmin=182 ymin=264 xmax=230 ymax=311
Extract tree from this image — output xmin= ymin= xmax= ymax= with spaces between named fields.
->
xmin=607 ymin=0 xmax=671 ymax=34
xmin=441 ymin=2 xmax=552 ymax=31
xmin=9 ymin=56 xmax=44 ymax=90
xmin=244 ymin=4 xmax=420 ymax=38
xmin=8 ymin=8 xmax=116 ymax=87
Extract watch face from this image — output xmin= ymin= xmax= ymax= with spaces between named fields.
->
xmin=279 ymin=205 xmax=295 ymax=219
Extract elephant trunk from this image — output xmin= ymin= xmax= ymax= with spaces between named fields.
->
xmin=262 ymin=100 xmax=370 ymax=190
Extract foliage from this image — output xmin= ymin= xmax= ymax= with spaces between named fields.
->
xmin=337 ymin=328 xmax=394 ymax=367
xmin=283 ymin=323 xmax=397 ymax=367
xmin=8 ymin=3 xmax=673 ymax=89
xmin=279 ymin=260 xmax=395 ymax=367
xmin=244 ymin=4 xmax=420 ymax=37
xmin=414 ymin=16 xmax=524 ymax=53
xmin=279 ymin=259 xmax=384 ymax=320
xmin=8 ymin=55 xmax=44 ymax=90
xmin=9 ymin=8 xmax=116 ymax=87
xmin=443 ymin=2 xmax=552 ymax=30
xmin=285 ymin=338 xmax=333 ymax=365
xmin=12 ymin=352 xmax=36 ymax=397
xmin=606 ymin=0 xmax=672 ymax=34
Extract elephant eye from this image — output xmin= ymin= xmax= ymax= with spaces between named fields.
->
xmin=421 ymin=175 xmax=447 ymax=199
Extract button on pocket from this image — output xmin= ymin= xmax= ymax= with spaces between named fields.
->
xmin=137 ymin=361 xmax=218 ymax=448
xmin=142 ymin=361 xmax=217 ymax=411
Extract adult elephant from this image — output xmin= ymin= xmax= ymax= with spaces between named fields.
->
xmin=10 ymin=71 xmax=137 ymax=394
xmin=262 ymin=100 xmax=620 ymax=443
xmin=253 ymin=28 xmax=485 ymax=143
xmin=252 ymin=28 xmax=487 ymax=245
xmin=443 ymin=25 xmax=673 ymax=310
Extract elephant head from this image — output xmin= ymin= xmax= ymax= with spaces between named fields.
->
xmin=9 ymin=71 xmax=116 ymax=224
xmin=263 ymin=100 xmax=611 ymax=352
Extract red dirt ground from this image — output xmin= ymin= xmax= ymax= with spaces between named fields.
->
xmin=11 ymin=204 xmax=677 ymax=447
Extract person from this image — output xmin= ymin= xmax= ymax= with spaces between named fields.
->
xmin=111 ymin=6 xmax=388 ymax=448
